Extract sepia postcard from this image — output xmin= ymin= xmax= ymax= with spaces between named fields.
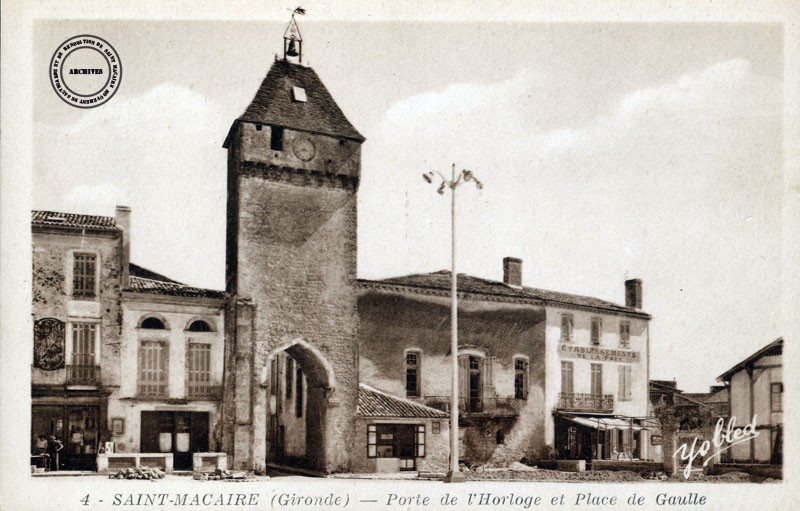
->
xmin=1 ymin=1 xmax=798 ymax=510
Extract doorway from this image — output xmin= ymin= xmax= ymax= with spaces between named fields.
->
xmin=140 ymin=411 xmax=208 ymax=470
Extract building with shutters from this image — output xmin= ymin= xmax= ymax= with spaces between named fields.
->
xmin=358 ymin=257 xmax=652 ymax=468
xmin=31 ymin=208 xmax=225 ymax=471
xmin=31 ymin=17 xmax=655 ymax=475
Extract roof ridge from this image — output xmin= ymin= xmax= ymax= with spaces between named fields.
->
xmin=359 ymin=271 xmax=648 ymax=317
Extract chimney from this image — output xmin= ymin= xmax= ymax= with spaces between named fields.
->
xmin=116 ymin=205 xmax=131 ymax=288
xmin=625 ymin=278 xmax=642 ymax=309
xmin=503 ymin=257 xmax=523 ymax=288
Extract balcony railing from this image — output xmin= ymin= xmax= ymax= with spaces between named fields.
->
xmin=66 ymin=365 xmax=100 ymax=385
xmin=137 ymin=382 xmax=168 ymax=399
xmin=424 ymin=396 xmax=522 ymax=416
xmin=558 ymin=392 xmax=614 ymax=412
xmin=187 ymin=384 xmax=222 ymax=400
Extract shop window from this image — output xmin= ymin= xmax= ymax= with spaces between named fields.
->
xmin=187 ymin=343 xmax=212 ymax=398
xmin=72 ymin=252 xmax=97 ymax=299
xmin=618 ymin=365 xmax=632 ymax=401
xmin=367 ymin=424 xmax=425 ymax=458
xmin=619 ymin=321 xmax=630 ymax=348
xmin=67 ymin=407 xmax=99 ymax=457
xmin=771 ymin=382 xmax=783 ymax=412
xmin=514 ymin=357 xmax=529 ymax=400
xmin=138 ymin=341 xmax=168 ymax=397
xmin=591 ymin=318 xmax=602 ymax=345
xmin=560 ymin=314 xmax=573 ymax=341
xmin=405 ymin=351 xmax=420 ymax=397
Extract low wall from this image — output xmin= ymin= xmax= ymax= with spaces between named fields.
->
xmin=534 ymin=460 xmax=585 ymax=472
xmin=97 ymin=453 xmax=174 ymax=474
xmin=592 ymin=460 xmax=663 ymax=473
xmin=193 ymin=452 xmax=228 ymax=473
xmin=712 ymin=463 xmax=782 ymax=479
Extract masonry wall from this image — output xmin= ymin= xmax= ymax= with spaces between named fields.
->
xmin=224 ymin=122 xmax=360 ymax=473
xmin=32 ymin=229 xmax=122 ymax=388
xmin=358 ymin=289 xmax=547 ymax=465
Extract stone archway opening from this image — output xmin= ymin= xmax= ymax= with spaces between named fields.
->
xmin=263 ymin=340 xmax=335 ymax=472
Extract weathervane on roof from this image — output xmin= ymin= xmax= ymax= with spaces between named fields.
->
xmin=284 ymin=7 xmax=305 ymax=63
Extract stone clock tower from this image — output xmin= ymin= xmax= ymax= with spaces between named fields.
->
xmin=221 ymin=18 xmax=364 ymax=473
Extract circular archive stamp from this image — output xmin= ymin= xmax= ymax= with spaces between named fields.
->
xmin=50 ymin=34 xmax=122 ymax=108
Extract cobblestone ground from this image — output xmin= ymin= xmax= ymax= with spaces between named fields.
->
xmin=461 ymin=466 xmax=777 ymax=483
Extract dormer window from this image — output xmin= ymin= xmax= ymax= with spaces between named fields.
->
xmin=292 ymin=86 xmax=307 ymax=103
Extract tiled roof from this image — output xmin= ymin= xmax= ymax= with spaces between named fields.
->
xmin=359 ymin=271 xmax=649 ymax=317
xmin=358 ymin=384 xmax=448 ymax=419
xmin=32 ymin=210 xmax=120 ymax=232
xmin=127 ymin=263 xmax=225 ymax=300
xmin=226 ymin=59 xmax=364 ymax=145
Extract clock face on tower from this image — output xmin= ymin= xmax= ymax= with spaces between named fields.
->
xmin=292 ymin=137 xmax=316 ymax=162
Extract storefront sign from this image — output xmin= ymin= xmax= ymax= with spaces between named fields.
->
xmin=559 ymin=343 xmax=640 ymax=363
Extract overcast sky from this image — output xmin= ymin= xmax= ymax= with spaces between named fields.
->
xmin=31 ymin=16 xmax=785 ymax=392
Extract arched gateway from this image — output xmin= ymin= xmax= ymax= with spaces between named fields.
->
xmin=261 ymin=340 xmax=338 ymax=471
xmin=220 ymin=17 xmax=364 ymax=474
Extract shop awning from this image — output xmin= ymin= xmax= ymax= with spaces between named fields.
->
xmin=564 ymin=416 xmax=646 ymax=431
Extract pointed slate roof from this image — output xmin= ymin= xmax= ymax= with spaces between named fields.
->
xmin=358 ymin=384 xmax=448 ymax=419
xmin=225 ymin=59 xmax=364 ymax=147
xmin=127 ymin=263 xmax=225 ymax=300
xmin=360 ymin=270 xmax=650 ymax=318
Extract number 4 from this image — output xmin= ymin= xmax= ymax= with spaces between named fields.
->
xmin=80 ymin=495 xmax=90 ymax=506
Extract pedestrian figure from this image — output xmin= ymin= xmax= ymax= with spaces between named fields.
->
xmin=35 ymin=435 xmax=48 ymax=469
xmin=46 ymin=435 xmax=63 ymax=471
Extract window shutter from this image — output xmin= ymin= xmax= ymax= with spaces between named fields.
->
xmin=458 ymin=356 xmax=469 ymax=409
xmin=482 ymin=357 xmax=494 ymax=389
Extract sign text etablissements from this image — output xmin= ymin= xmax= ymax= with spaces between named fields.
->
xmin=559 ymin=344 xmax=640 ymax=364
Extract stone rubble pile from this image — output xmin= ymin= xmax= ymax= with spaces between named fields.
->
xmin=108 ymin=467 xmax=166 ymax=480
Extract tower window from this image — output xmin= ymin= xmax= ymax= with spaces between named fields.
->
xmin=270 ymin=126 xmax=284 ymax=151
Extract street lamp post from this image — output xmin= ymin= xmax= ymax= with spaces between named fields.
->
xmin=423 ymin=164 xmax=483 ymax=483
